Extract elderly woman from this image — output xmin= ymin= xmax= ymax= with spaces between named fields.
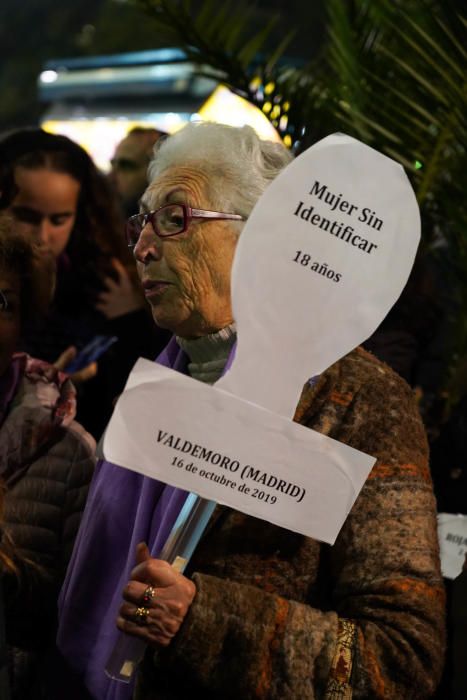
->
xmin=58 ymin=123 xmax=445 ymax=700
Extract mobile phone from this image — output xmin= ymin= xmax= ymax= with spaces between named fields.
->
xmin=65 ymin=335 xmax=118 ymax=373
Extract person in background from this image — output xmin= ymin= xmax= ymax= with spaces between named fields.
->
xmin=451 ymin=553 xmax=467 ymax=700
xmin=430 ymin=398 xmax=467 ymax=700
xmin=0 ymin=217 xmax=95 ymax=699
xmin=58 ymin=123 xmax=445 ymax=700
xmin=110 ymin=127 xmax=167 ymax=219
xmin=0 ymin=128 xmax=171 ymax=438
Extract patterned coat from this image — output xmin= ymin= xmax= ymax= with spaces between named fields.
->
xmin=136 ymin=347 xmax=445 ymax=700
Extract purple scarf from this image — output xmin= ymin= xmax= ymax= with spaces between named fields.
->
xmin=57 ymin=337 xmax=236 ymax=700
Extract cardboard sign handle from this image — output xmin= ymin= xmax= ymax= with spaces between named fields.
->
xmin=105 ymin=494 xmax=216 ymax=682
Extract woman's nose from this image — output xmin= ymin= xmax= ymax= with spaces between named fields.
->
xmin=38 ymin=218 xmax=53 ymax=246
xmin=133 ymin=222 xmax=162 ymax=263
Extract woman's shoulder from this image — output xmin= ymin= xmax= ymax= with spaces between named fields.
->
xmin=333 ymin=346 xmax=422 ymax=423
xmin=47 ymin=419 xmax=96 ymax=472
xmin=328 ymin=345 xmax=412 ymax=390
xmin=314 ymin=345 xmax=415 ymax=404
xmin=22 ymin=351 xmax=96 ymax=452
xmin=13 ymin=351 xmax=77 ymax=418
xmin=294 ymin=346 xmax=424 ymax=444
xmin=1 ymin=353 xmax=95 ymax=483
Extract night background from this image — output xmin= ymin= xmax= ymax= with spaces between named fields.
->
xmin=0 ymin=0 xmax=465 ymax=423
xmin=0 ymin=4 xmax=466 ymax=699
xmin=0 ymin=0 xmax=326 ymax=131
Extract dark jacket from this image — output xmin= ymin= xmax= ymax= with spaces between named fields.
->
xmin=0 ymin=354 xmax=95 ymax=699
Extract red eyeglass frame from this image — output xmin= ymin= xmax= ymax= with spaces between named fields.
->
xmin=126 ymin=203 xmax=245 ymax=248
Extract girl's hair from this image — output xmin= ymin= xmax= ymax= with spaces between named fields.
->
xmin=148 ymin=122 xmax=293 ymax=232
xmin=0 ymin=159 xmax=16 ymax=210
xmin=0 ymin=214 xmax=55 ymax=327
xmin=0 ymin=128 xmax=130 ymax=308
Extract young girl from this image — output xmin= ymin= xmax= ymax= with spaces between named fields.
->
xmin=0 ymin=129 xmax=170 ymax=437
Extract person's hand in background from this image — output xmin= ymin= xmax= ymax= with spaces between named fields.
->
xmin=96 ymin=258 xmax=144 ymax=320
xmin=54 ymin=345 xmax=98 ymax=384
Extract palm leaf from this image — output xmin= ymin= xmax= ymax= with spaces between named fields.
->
xmin=264 ymin=29 xmax=296 ymax=74
xmin=131 ymin=0 xmax=467 ymax=410
xmin=237 ymin=15 xmax=278 ymax=68
xmin=403 ymin=14 xmax=466 ymax=78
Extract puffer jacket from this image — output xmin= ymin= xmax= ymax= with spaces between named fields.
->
xmin=0 ymin=353 xmax=95 ymax=699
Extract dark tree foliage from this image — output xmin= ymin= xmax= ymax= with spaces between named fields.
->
xmin=132 ymin=0 xmax=467 ymax=418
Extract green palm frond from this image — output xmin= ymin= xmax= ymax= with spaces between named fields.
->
xmin=132 ymin=0 xmax=467 ymax=412
xmin=326 ymin=1 xmax=466 ymax=229
xmin=321 ymin=0 xmax=466 ymax=404
xmin=131 ymin=0 xmax=303 ymax=145
xmin=133 ymin=0 xmax=294 ymax=98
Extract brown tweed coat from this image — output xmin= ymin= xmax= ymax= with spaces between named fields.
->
xmin=136 ymin=347 xmax=445 ymax=700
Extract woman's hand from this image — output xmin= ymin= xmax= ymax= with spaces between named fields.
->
xmin=117 ymin=543 xmax=196 ymax=648
xmin=96 ymin=258 xmax=144 ymax=320
xmin=54 ymin=345 xmax=98 ymax=384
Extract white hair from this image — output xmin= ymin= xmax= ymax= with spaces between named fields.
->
xmin=147 ymin=122 xmax=293 ymax=226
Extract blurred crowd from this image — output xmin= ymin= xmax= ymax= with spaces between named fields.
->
xmin=0 ymin=122 xmax=464 ymax=700
xmin=0 ymin=125 xmax=170 ymax=698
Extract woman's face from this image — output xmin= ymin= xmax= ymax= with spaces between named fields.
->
xmin=9 ymin=166 xmax=80 ymax=258
xmin=0 ymin=270 xmax=21 ymax=377
xmin=135 ymin=166 xmax=239 ymax=338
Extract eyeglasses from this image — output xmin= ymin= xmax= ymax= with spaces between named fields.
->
xmin=126 ymin=203 xmax=245 ymax=248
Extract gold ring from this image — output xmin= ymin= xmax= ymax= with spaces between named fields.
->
xmin=141 ymin=585 xmax=156 ymax=605
xmin=134 ymin=606 xmax=150 ymax=626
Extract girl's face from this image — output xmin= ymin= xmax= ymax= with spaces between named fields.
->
xmin=0 ymin=269 xmax=21 ymax=377
xmin=9 ymin=166 xmax=80 ymax=258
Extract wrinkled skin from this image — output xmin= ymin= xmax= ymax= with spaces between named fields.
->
xmin=134 ymin=165 xmax=238 ymax=338
xmin=117 ymin=543 xmax=196 ymax=647
xmin=119 ymin=166 xmax=239 ymax=646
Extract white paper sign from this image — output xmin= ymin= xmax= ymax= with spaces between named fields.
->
xmin=104 ymin=358 xmax=375 ymax=544
xmin=217 ymin=133 xmax=420 ymax=417
xmin=103 ymin=133 xmax=420 ymax=544
xmin=438 ymin=513 xmax=467 ymax=579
